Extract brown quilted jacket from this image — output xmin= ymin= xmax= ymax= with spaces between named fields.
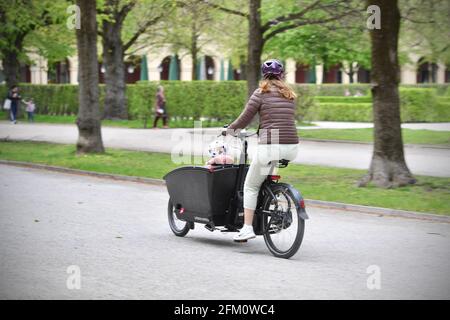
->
xmin=228 ymin=88 xmax=299 ymax=144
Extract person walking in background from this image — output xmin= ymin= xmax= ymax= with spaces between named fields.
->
xmin=23 ymin=98 xmax=36 ymax=122
xmin=153 ymin=85 xmax=168 ymax=129
xmin=7 ymin=85 xmax=21 ymax=124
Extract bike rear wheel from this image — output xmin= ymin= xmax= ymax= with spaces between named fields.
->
xmin=261 ymin=185 xmax=305 ymax=259
xmin=168 ymin=199 xmax=192 ymax=237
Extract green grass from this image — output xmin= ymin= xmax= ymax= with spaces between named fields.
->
xmin=299 ymin=128 xmax=450 ymax=145
xmin=0 ymin=140 xmax=449 ymax=215
xmin=0 ymin=111 xmax=223 ymax=129
xmin=0 ymin=111 xmax=313 ymax=128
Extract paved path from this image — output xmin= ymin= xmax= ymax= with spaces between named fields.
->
xmin=0 ymin=165 xmax=449 ymax=299
xmin=299 ymin=121 xmax=450 ymax=131
xmin=1 ymin=122 xmax=449 ymax=177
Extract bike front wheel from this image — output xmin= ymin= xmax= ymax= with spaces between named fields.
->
xmin=261 ymin=185 xmax=305 ymax=259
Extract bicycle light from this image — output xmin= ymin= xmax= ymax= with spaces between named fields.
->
xmin=299 ymin=199 xmax=305 ymax=209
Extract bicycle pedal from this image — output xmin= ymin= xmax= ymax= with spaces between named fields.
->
xmin=268 ymin=227 xmax=279 ymax=234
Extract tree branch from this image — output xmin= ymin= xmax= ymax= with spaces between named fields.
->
xmin=123 ymin=15 xmax=164 ymax=52
xmin=401 ymin=16 xmax=436 ymax=24
xmin=199 ymin=0 xmax=248 ymax=17
xmin=261 ymin=0 xmax=321 ymax=32
xmin=263 ymin=9 xmax=358 ymax=43
xmin=117 ymin=0 xmax=137 ymax=25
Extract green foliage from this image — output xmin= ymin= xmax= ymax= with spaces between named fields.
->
xmin=2 ymin=82 xmax=449 ymax=124
xmin=315 ymin=96 xmax=372 ymax=103
xmin=266 ymin=23 xmax=371 ymax=71
xmin=151 ymin=81 xmax=247 ymax=122
xmin=127 ymin=84 xmax=156 ymax=126
xmin=400 ymin=88 xmax=437 ymax=122
xmin=304 ymin=102 xmax=373 ymax=122
xmin=0 ymin=0 xmax=74 ymax=64
xmin=292 ymin=84 xmax=317 ymax=121
xmin=400 ymin=0 xmax=450 ymax=65
xmin=13 ymin=84 xmax=79 ymax=116
xmin=301 ymin=88 xmax=450 ymax=122
xmin=402 ymin=84 xmax=450 ymax=96
xmin=312 ymin=84 xmax=371 ymax=96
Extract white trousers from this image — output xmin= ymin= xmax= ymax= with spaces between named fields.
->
xmin=243 ymin=144 xmax=299 ymax=210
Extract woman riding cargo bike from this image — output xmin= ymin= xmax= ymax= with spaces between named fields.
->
xmin=164 ymin=59 xmax=307 ymax=259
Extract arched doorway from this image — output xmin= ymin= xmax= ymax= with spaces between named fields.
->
xmin=97 ymin=58 xmax=142 ymax=84
xmin=323 ymin=64 xmax=342 ymax=83
xmin=205 ymin=56 xmax=215 ymax=80
xmin=19 ymin=63 xmax=31 ymax=83
xmin=417 ymin=58 xmax=438 ymax=83
xmin=48 ymin=59 xmax=70 ymax=83
xmin=159 ymin=55 xmax=181 ymax=80
xmin=159 ymin=56 xmax=171 ymax=80
xmin=233 ymin=68 xmax=241 ymax=80
xmin=125 ymin=56 xmax=141 ymax=83
xmin=357 ymin=67 xmax=371 ymax=83
xmin=295 ymin=63 xmax=309 ymax=83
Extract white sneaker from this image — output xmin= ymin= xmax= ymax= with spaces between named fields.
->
xmin=233 ymin=225 xmax=256 ymax=241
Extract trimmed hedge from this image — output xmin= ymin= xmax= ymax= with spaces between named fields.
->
xmin=128 ymin=81 xmax=248 ymax=122
xmin=402 ymin=83 xmax=449 ymax=96
xmin=305 ymin=88 xmax=450 ymax=122
xmin=305 ymin=103 xmax=373 ymax=122
xmin=298 ymin=84 xmax=371 ymax=96
xmin=315 ymin=96 xmax=372 ymax=103
xmin=1 ymin=82 xmax=449 ymax=123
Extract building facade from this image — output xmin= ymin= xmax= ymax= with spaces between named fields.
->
xmin=1 ymin=46 xmax=448 ymax=86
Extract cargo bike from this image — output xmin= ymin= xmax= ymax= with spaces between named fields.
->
xmin=163 ymin=129 xmax=308 ymax=259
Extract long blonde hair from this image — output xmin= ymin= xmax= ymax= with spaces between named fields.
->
xmin=259 ymin=78 xmax=297 ymax=100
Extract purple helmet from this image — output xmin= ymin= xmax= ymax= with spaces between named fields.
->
xmin=261 ymin=59 xmax=284 ymax=79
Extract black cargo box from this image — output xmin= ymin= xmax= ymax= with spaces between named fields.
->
xmin=164 ymin=165 xmax=247 ymax=225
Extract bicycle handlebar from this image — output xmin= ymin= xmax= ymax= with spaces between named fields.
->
xmin=219 ymin=128 xmax=257 ymax=139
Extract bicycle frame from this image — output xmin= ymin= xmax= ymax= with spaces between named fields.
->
xmin=225 ymin=131 xmax=308 ymax=233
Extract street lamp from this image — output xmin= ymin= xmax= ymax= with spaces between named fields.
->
xmin=100 ymin=65 xmax=105 ymax=73
xmin=207 ymin=67 xmax=214 ymax=75
xmin=127 ymin=65 xmax=135 ymax=74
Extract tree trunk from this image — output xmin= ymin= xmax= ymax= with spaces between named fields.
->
xmin=191 ymin=21 xmax=198 ymax=81
xmin=75 ymin=0 xmax=104 ymax=154
xmin=246 ymin=0 xmax=263 ymax=97
xmin=3 ymin=49 xmax=21 ymax=88
xmin=102 ymin=20 xmax=128 ymax=120
xmin=349 ymin=63 xmax=354 ymax=83
xmin=2 ymin=32 xmax=26 ymax=88
xmin=359 ymin=0 xmax=415 ymax=188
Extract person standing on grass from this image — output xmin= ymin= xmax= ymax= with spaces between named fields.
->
xmin=7 ymin=85 xmax=21 ymax=124
xmin=153 ymin=85 xmax=168 ymax=129
xmin=23 ymin=98 xmax=36 ymax=122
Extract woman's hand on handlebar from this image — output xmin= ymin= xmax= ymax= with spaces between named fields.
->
xmin=221 ymin=124 xmax=229 ymax=136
